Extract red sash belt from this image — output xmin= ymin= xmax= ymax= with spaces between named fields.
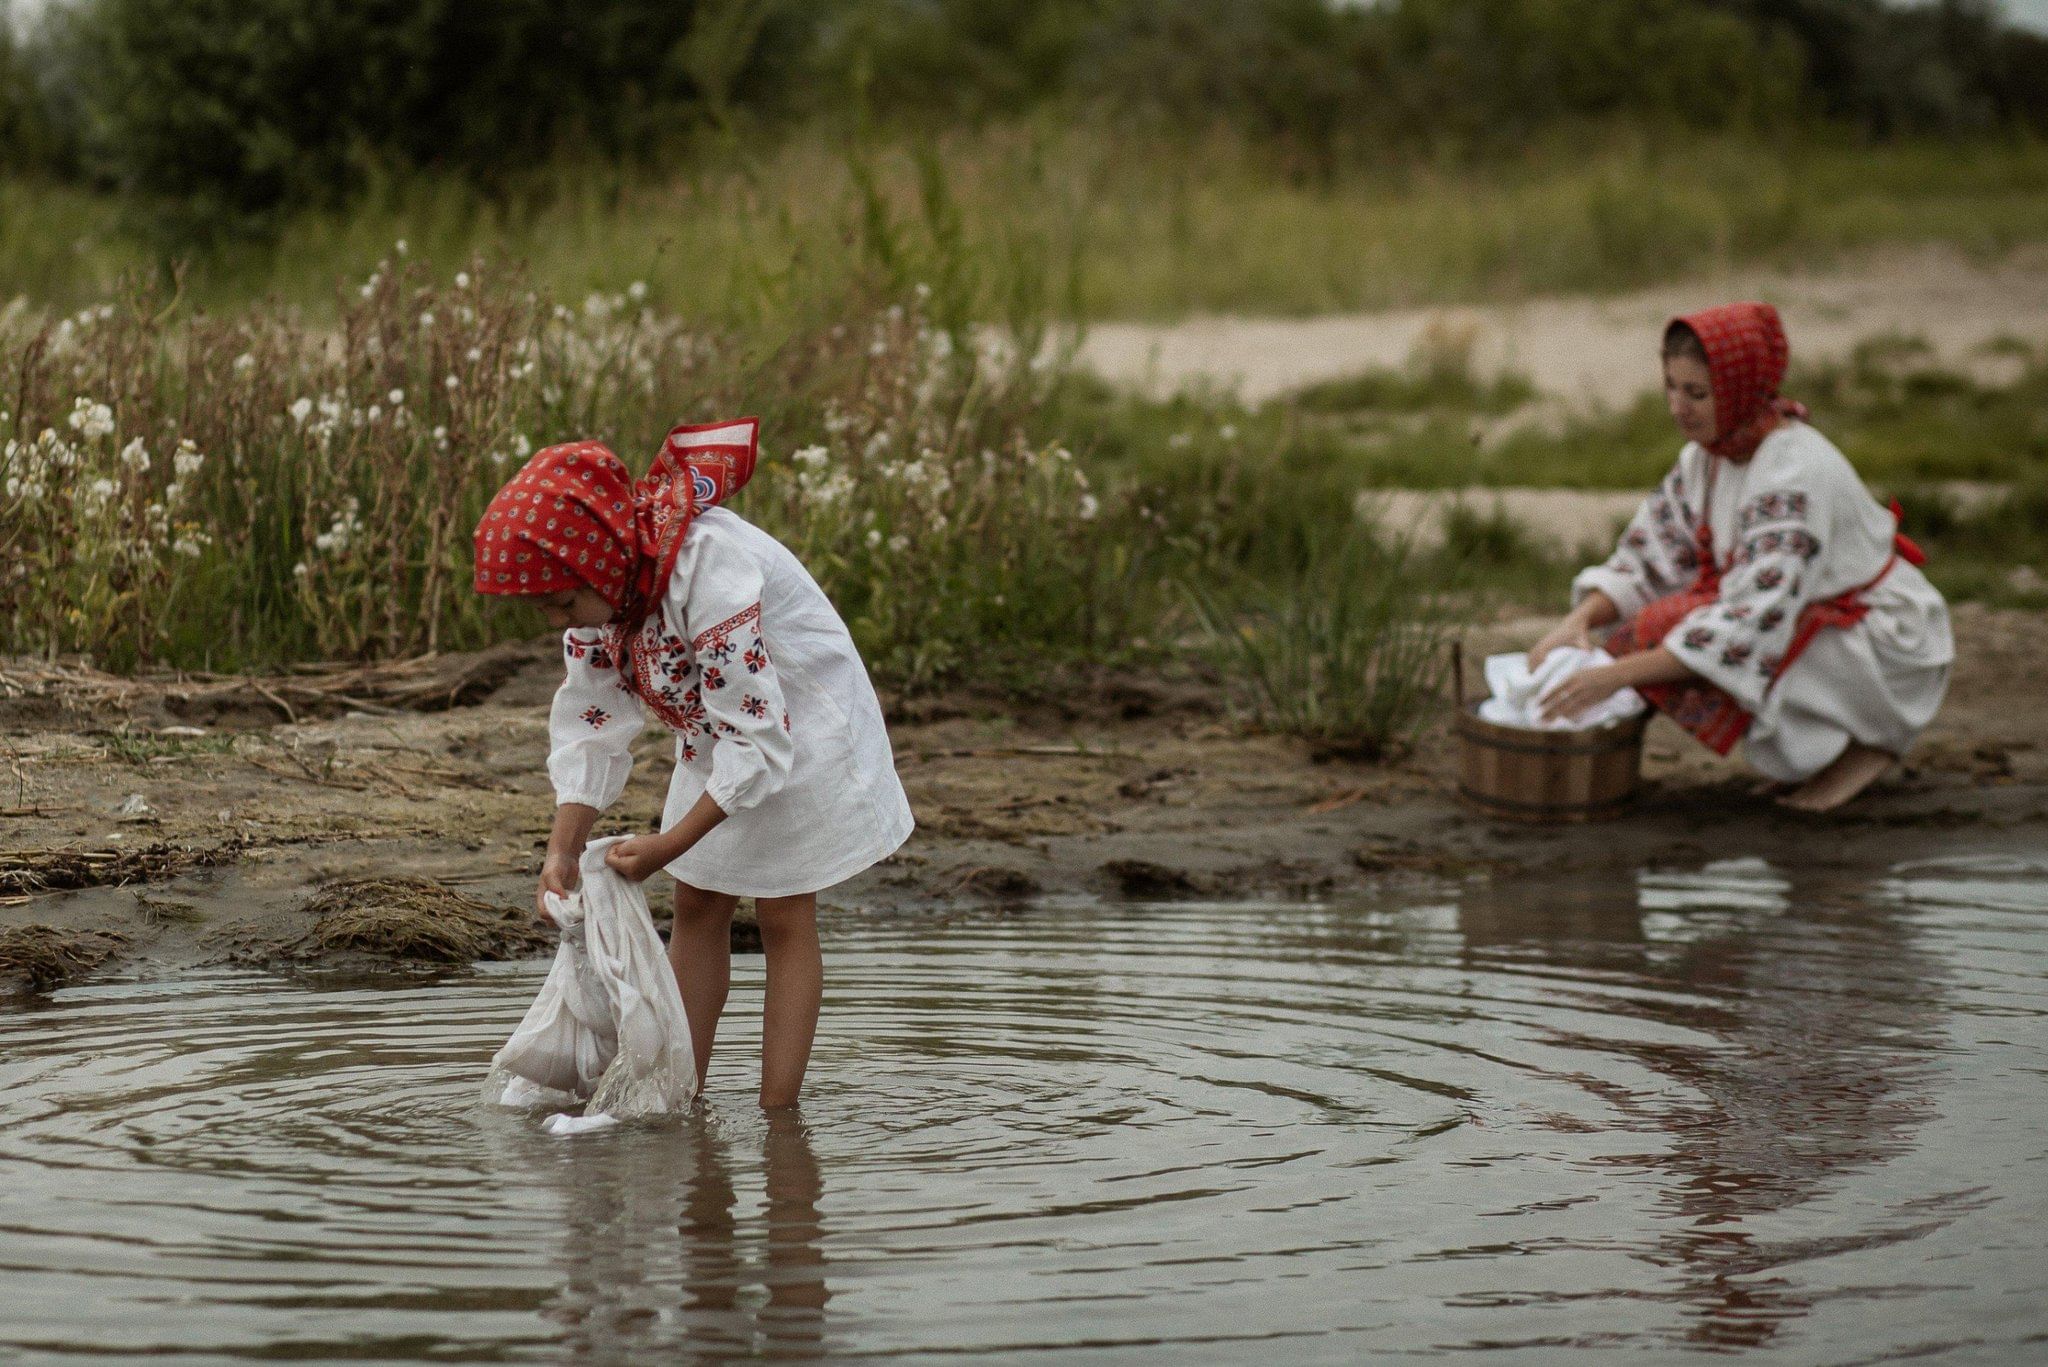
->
xmin=1607 ymin=500 xmax=1922 ymax=756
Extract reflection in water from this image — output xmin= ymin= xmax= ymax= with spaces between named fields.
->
xmin=1 ymin=858 xmax=2042 ymax=1361
xmin=1458 ymin=858 xmax=1943 ymax=1351
xmin=534 ymin=1110 xmax=829 ymax=1361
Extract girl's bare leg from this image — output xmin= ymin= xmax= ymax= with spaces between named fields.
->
xmin=671 ymin=882 xmax=739 ymax=1087
xmin=756 ymin=893 xmax=821 ymax=1108
xmin=1778 ymin=742 xmax=1896 ymax=813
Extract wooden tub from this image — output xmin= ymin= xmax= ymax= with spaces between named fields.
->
xmin=1453 ymin=704 xmax=1649 ymax=822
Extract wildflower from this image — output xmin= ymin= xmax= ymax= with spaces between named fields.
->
xmin=1168 ymin=432 xmax=1193 ymax=450
xmin=173 ymin=535 xmax=206 ymax=558
xmin=418 ymin=311 xmax=435 ymax=329
xmin=388 ymin=388 xmax=405 ymax=406
xmin=627 ymin=281 xmax=648 ymax=303
xmin=512 ymin=433 xmax=532 ymax=458
xmin=68 ymin=398 xmax=115 ymax=441
xmin=432 ymin=425 xmax=448 ymax=443
xmin=793 ymin=444 xmax=829 ymax=468
xmin=232 ymin=353 xmax=255 ymax=374
xmin=292 ymin=561 xmax=309 ymax=578
xmin=395 ymin=238 xmax=408 ymax=256
xmin=1078 ymin=493 xmax=1101 ymax=521
xmin=366 ymin=404 xmax=383 ymax=423
xmin=174 ymin=442 xmax=203 ymax=478
xmin=465 ymin=346 xmax=483 ymax=363
xmin=583 ymin=292 xmax=611 ymax=320
xmin=455 ymin=271 xmax=471 ymax=289
xmin=1219 ymin=423 xmax=1238 ymax=441
xmin=862 ymin=431 xmax=891 ymax=459
xmin=888 ymin=533 xmax=909 ymax=554
xmin=866 ymin=528 xmax=882 ymax=548
xmin=445 ymin=374 xmax=460 ymax=391
xmin=360 ymin=282 xmax=377 ymax=300
xmin=87 ymin=477 xmax=117 ymax=499
xmin=119 ymin=439 xmax=150 ymax=472
xmin=289 ymin=398 xmax=313 ymax=425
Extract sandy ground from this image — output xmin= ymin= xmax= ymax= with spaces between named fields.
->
xmin=1077 ymin=245 xmax=2048 ymax=407
xmin=3 ymin=600 xmax=2043 ymax=988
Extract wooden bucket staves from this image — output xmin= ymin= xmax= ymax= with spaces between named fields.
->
xmin=1450 ymin=642 xmax=1648 ymax=823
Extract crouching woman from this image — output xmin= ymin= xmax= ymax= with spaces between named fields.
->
xmin=1532 ymin=302 xmax=1953 ymax=811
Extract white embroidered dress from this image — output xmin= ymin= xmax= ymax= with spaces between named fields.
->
xmin=1573 ymin=423 xmax=1953 ymax=782
xmin=548 ymin=507 xmax=914 ymax=897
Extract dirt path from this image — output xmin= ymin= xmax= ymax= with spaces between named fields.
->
xmin=4 ymin=602 xmax=2044 ymax=989
xmin=1077 ymin=245 xmax=2048 ymax=406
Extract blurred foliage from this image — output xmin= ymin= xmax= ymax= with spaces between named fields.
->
xmin=6 ymin=0 xmax=2046 ymax=245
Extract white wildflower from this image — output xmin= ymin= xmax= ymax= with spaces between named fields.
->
xmin=454 ymin=271 xmax=471 ymax=289
xmin=87 ymin=477 xmax=117 ymax=499
xmin=292 ymin=561 xmax=309 ymax=578
xmin=887 ymin=533 xmax=909 ymax=554
xmin=119 ymin=438 xmax=150 ymax=472
xmin=366 ymin=404 xmax=382 ymax=423
xmin=865 ymin=528 xmax=882 ymax=549
xmin=1219 ymin=423 xmax=1238 ymax=441
xmin=792 ymin=444 xmax=829 ymax=468
xmin=465 ymin=346 xmax=483 ymax=363
xmin=583 ymin=292 xmax=611 ymax=320
xmin=174 ymin=441 xmax=203 ymax=477
xmin=627 ymin=280 xmax=648 ymax=303
xmin=387 ymin=388 xmax=405 ymax=406
xmin=232 ymin=353 xmax=255 ymax=374
xmin=394 ymin=238 xmax=408 ymax=256
xmin=68 ymin=398 xmax=115 ymax=441
xmin=512 ymin=433 xmax=532 ymax=458
xmin=444 ymin=373 xmax=460 ymax=391
xmin=418 ymin=311 xmax=435 ymax=329
xmin=1078 ymin=493 xmax=1101 ymax=521
xmin=862 ymin=431 xmax=891 ymax=459
xmin=173 ymin=535 xmax=206 ymax=558
xmin=1168 ymin=431 xmax=1193 ymax=450
xmin=289 ymin=397 xmax=313 ymax=425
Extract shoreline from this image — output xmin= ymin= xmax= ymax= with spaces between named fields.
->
xmin=5 ymin=601 xmax=2042 ymax=990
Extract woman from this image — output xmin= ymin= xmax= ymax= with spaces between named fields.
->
xmin=473 ymin=418 xmax=915 ymax=1106
xmin=1531 ymin=302 xmax=1952 ymax=811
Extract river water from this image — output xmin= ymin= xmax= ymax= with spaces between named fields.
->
xmin=2 ymin=853 xmax=2043 ymax=1362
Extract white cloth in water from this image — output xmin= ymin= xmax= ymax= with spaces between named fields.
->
xmin=1478 ymin=647 xmax=1646 ymax=731
xmin=491 ymin=838 xmax=696 ymax=1130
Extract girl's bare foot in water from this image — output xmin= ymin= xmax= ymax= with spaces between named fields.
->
xmin=1777 ymin=743 xmax=1895 ymax=812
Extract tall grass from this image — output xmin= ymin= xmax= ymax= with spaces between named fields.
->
xmin=1188 ymin=528 xmax=1453 ymax=760
xmin=5 ymin=125 xmax=2047 ymax=320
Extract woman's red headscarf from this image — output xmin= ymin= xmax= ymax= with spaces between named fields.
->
xmin=472 ymin=417 xmax=759 ymax=625
xmin=1671 ymin=301 xmax=1808 ymax=462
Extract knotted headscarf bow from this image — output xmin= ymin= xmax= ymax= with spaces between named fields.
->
xmin=1671 ymin=302 xmax=1809 ymax=462
xmin=472 ymin=417 xmax=759 ymax=629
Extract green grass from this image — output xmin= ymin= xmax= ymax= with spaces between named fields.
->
xmin=5 ymin=124 xmax=2048 ymax=322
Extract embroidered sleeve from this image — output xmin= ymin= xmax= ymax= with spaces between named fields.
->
xmin=547 ymin=629 xmax=646 ymax=809
xmin=1664 ymin=487 xmax=1822 ymax=712
xmin=1572 ymin=459 xmax=1700 ymax=621
xmin=673 ymin=535 xmax=794 ymax=816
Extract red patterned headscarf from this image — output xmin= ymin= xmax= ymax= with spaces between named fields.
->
xmin=1671 ymin=302 xmax=1808 ymax=462
xmin=473 ymin=417 xmax=759 ymax=623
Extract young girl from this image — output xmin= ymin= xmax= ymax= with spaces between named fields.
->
xmin=474 ymin=418 xmax=914 ymax=1106
xmin=1531 ymin=303 xmax=1953 ymax=811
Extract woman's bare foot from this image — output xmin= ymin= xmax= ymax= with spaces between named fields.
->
xmin=1777 ymin=743 xmax=1895 ymax=813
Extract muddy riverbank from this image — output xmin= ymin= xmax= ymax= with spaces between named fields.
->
xmin=3 ymin=601 xmax=2044 ymax=989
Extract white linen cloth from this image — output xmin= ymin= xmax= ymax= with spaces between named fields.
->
xmin=548 ymin=506 xmax=915 ymax=898
xmin=1572 ymin=422 xmax=1953 ymax=782
xmin=1479 ymin=647 xmax=1646 ymax=731
xmin=491 ymin=839 xmax=696 ymax=1128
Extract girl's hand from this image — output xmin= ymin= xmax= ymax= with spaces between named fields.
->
xmin=1529 ymin=617 xmax=1593 ymax=670
xmin=604 ymin=834 xmax=673 ymax=883
xmin=1539 ymin=665 xmax=1622 ymax=723
xmin=536 ymin=849 xmax=581 ymax=925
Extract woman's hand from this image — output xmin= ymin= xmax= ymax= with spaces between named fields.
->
xmin=604 ymin=833 xmax=675 ymax=883
xmin=536 ymin=849 xmax=581 ymax=925
xmin=1539 ymin=664 xmax=1624 ymax=723
xmin=1529 ymin=617 xmax=1593 ymax=670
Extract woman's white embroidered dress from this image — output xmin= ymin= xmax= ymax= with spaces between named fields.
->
xmin=547 ymin=507 xmax=914 ymax=898
xmin=1573 ymin=423 xmax=1953 ymax=782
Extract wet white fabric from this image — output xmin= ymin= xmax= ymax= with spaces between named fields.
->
xmin=1479 ymin=648 xmax=1646 ymax=731
xmin=1572 ymin=423 xmax=1953 ymax=781
xmin=491 ymin=839 xmax=696 ymax=1130
xmin=548 ymin=507 xmax=915 ymax=898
